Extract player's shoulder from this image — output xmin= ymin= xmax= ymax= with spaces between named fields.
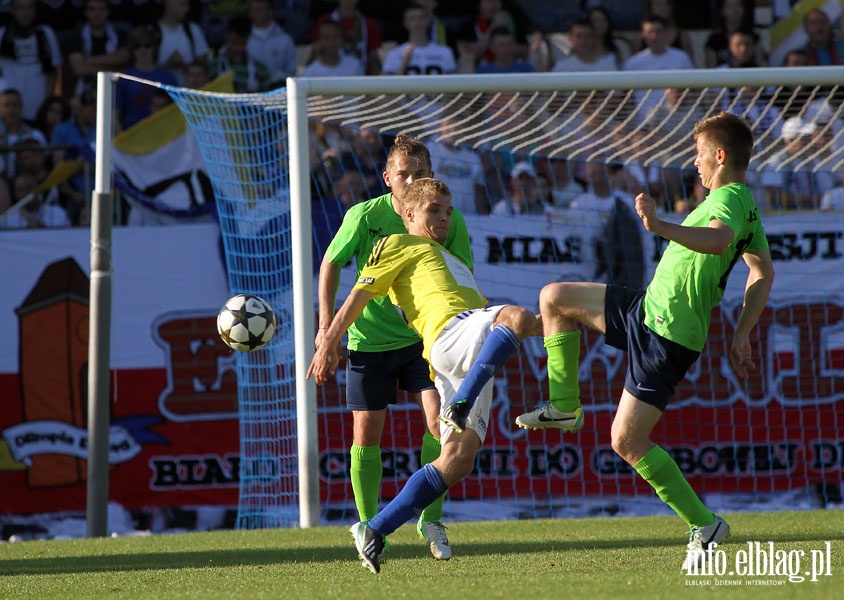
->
xmin=344 ymin=193 xmax=391 ymax=221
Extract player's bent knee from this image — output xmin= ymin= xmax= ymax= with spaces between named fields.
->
xmin=498 ymin=305 xmax=537 ymax=339
xmin=539 ymin=282 xmax=571 ymax=312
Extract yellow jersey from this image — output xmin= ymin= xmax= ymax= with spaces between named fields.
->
xmin=353 ymin=234 xmax=487 ymax=361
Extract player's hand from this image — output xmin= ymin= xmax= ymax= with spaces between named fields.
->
xmin=730 ymin=333 xmax=755 ymax=379
xmin=307 ymin=345 xmax=339 ymax=386
xmin=635 ymin=193 xmax=660 ymax=233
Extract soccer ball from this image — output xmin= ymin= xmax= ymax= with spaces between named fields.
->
xmin=216 ymin=294 xmax=277 ymax=352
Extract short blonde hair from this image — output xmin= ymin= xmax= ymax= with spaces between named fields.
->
xmin=400 ymin=178 xmax=451 ymax=212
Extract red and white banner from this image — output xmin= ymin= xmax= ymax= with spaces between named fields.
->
xmin=0 ymin=211 xmax=842 ymax=515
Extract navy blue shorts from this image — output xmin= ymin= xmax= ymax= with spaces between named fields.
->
xmin=345 ymin=341 xmax=435 ymax=411
xmin=603 ymin=285 xmax=700 ymax=411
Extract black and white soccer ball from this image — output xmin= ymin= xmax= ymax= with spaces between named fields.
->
xmin=217 ymin=294 xmax=277 ymax=352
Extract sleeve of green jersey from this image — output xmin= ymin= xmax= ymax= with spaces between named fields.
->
xmin=325 ymin=205 xmax=363 ymax=265
xmin=707 ymin=188 xmax=769 ymax=253
xmin=444 ymin=208 xmax=474 ymax=269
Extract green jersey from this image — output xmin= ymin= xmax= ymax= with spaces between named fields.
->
xmin=325 ymin=193 xmax=473 ymax=352
xmin=643 ymin=183 xmax=769 ymax=352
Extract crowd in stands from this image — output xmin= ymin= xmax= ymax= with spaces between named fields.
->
xmin=1 ymin=0 xmax=844 ymax=230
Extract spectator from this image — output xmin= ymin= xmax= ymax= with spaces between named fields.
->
xmin=33 ymin=95 xmax=71 ymax=143
xmin=427 ymin=116 xmax=489 ymax=214
xmin=625 ymin=16 xmax=694 ymax=72
xmin=0 ymin=0 xmax=63 ymax=121
xmin=349 ymin=128 xmax=387 ymax=196
xmin=491 ymin=161 xmax=545 ymax=216
xmin=157 ymin=0 xmax=211 ymax=85
xmin=457 ymin=0 xmax=520 ymax=70
xmin=14 ymin=138 xmax=59 ymax=205
xmin=66 ymin=0 xmax=130 ymax=98
xmin=569 ymin=161 xmax=645 ymax=288
xmin=475 ymin=26 xmax=534 ymax=74
xmin=311 ymin=0 xmax=382 ymax=76
xmin=771 ymin=49 xmax=812 ymax=119
xmin=785 ymin=48 xmax=810 ymax=68
xmin=820 ymin=165 xmax=844 ymax=211
xmin=553 ymin=19 xmax=617 ymax=72
xmin=2 ymin=171 xmax=70 ymax=228
xmin=381 ymin=4 xmax=457 ymax=76
xmin=705 ymin=0 xmax=763 ymax=68
xmin=115 ymin=26 xmax=179 ymax=132
xmin=716 ymin=30 xmax=762 ymax=69
xmin=625 ymin=17 xmax=694 ymax=118
xmin=185 ymin=60 xmax=211 ymax=88
xmin=756 ymin=116 xmax=835 ymax=210
xmin=302 ymin=19 xmax=364 ymax=77
xmin=587 ymin=6 xmax=624 ymax=68
xmin=674 ymin=176 xmax=706 ymax=215
xmin=247 ymin=0 xmax=298 ymax=88
xmin=209 ymin=16 xmax=271 ymax=92
xmin=543 ymin=156 xmax=585 ymax=209
xmin=802 ymin=8 xmax=844 ymax=66
xmin=0 ymin=89 xmax=46 ymax=181
xmin=415 ymin=0 xmax=450 ymax=47
xmin=330 ymin=153 xmax=369 ymax=210
xmin=149 ymin=88 xmax=173 ymax=113
xmin=52 ymin=88 xmax=98 ymax=224
xmin=635 ymin=0 xmax=696 ymax=66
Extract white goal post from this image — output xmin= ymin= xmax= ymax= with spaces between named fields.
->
xmin=90 ymin=66 xmax=844 ymax=531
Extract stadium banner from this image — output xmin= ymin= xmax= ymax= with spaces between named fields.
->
xmin=0 ymin=210 xmax=842 ymax=515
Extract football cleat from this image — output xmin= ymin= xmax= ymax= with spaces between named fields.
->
xmin=515 ymin=404 xmax=584 ymax=432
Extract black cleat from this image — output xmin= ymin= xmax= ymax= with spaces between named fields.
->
xmin=439 ymin=400 xmax=470 ymax=434
xmin=350 ymin=521 xmax=385 ymax=574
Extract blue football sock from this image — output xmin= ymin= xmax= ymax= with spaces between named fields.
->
xmin=368 ymin=464 xmax=448 ymax=536
xmin=453 ymin=325 xmax=521 ymax=409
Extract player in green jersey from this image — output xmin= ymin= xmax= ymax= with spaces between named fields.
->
xmin=309 ymin=178 xmax=538 ymax=574
xmin=316 ymin=136 xmax=472 ymax=560
xmin=515 ymin=112 xmax=775 ymax=570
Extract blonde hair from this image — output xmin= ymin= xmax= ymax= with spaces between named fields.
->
xmin=400 ymin=178 xmax=451 ymax=212
xmin=386 ymin=134 xmax=431 ymax=171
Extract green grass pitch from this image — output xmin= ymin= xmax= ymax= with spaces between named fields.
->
xmin=0 ymin=510 xmax=841 ymax=599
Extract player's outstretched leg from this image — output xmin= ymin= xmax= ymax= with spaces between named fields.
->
xmin=440 ymin=320 xmax=525 ymax=433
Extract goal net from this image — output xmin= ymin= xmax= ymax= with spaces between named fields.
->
xmin=128 ymin=67 xmax=844 ymax=527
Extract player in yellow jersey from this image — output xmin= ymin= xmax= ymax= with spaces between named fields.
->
xmin=308 ymin=178 xmax=539 ymax=574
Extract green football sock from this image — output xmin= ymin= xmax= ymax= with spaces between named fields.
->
xmin=545 ymin=331 xmax=582 ymax=413
xmin=419 ymin=431 xmax=445 ymax=523
xmin=350 ymin=443 xmax=382 ymax=523
xmin=633 ymin=445 xmax=715 ymax=529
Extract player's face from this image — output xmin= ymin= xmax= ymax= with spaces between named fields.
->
xmin=409 ymin=194 xmax=452 ymax=243
xmin=384 ymin=154 xmax=432 ymax=200
xmin=693 ymin=135 xmax=720 ymax=189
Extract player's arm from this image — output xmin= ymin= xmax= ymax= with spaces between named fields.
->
xmin=635 ymin=193 xmax=733 ymax=255
xmin=730 ymin=249 xmax=775 ymax=379
xmin=307 ymin=288 xmax=376 ymax=385
xmin=315 ymin=253 xmax=343 ymax=350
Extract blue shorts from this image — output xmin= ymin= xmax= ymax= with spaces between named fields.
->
xmin=603 ymin=285 xmax=700 ymax=411
xmin=345 ymin=341 xmax=435 ymax=411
